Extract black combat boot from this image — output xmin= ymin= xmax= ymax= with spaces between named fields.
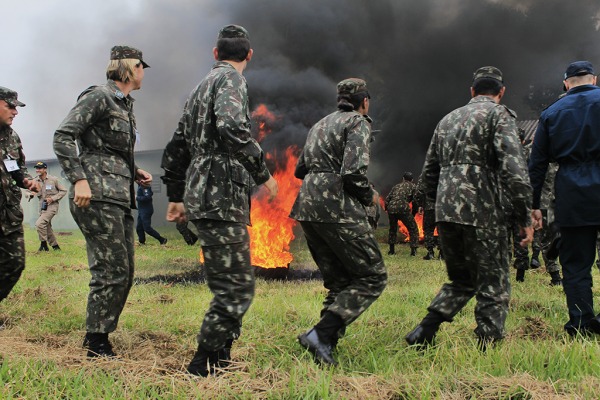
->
xmin=388 ymin=244 xmax=395 ymax=255
xmin=38 ymin=241 xmax=49 ymax=251
xmin=52 ymin=244 xmax=61 ymax=251
xmin=549 ymin=271 xmax=562 ymax=286
xmin=84 ymin=332 xmax=116 ymax=358
xmin=516 ymin=269 xmax=525 ymax=282
xmin=530 ymin=251 xmax=541 ymax=269
xmin=410 ymin=247 xmax=417 ymax=257
xmin=423 ymin=248 xmax=435 ymax=260
xmin=187 ymin=344 xmax=218 ymax=377
xmin=405 ymin=311 xmax=446 ymax=349
xmin=210 ymin=339 xmax=233 ymax=370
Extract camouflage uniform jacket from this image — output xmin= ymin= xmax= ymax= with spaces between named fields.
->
xmin=290 ymin=110 xmax=375 ymax=223
xmin=161 ymin=61 xmax=271 ymax=225
xmin=421 ymin=96 xmax=532 ymax=230
xmin=53 ymin=80 xmax=139 ymax=209
xmin=0 ymin=126 xmax=29 ymax=235
xmin=385 ymin=181 xmax=415 ymax=214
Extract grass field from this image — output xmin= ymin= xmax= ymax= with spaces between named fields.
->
xmin=1 ymin=226 xmax=600 ymax=399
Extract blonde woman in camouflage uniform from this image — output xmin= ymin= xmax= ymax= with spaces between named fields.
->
xmin=0 ymin=87 xmax=38 ymax=305
xmin=54 ymin=46 xmax=152 ymax=358
xmin=290 ymin=78 xmax=387 ymax=366
xmin=161 ymin=25 xmax=278 ymax=377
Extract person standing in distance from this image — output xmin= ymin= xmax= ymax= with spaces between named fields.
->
xmin=290 ymin=78 xmax=387 ymax=366
xmin=54 ymin=45 xmax=152 ymax=358
xmin=161 ymin=25 xmax=278 ymax=376
xmin=0 ymin=87 xmax=39 ymax=304
xmin=406 ymin=67 xmax=533 ymax=350
xmin=29 ymin=161 xmax=67 ymax=251
xmin=529 ymin=61 xmax=600 ymax=336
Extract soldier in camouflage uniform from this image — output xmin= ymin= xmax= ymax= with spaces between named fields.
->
xmin=415 ymin=175 xmax=439 ymax=260
xmin=406 ymin=67 xmax=533 ymax=349
xmin=0 ymin=87 xmax=38 ymax=304
xmin=537 ymin=162 xmax=562 ymax=285
xmin=290 ymin=78 xmax=387 ymax=366
xmin=385 ymin=172 xmax=419 ymax=256
xmin=161 ymin=25 xmax=278 ymax=377
xmin=54 ymin=46 xmax=152 ymax=358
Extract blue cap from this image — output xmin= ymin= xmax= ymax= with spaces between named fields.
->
xmin=564 ymin=61 xmax=595 ymax=80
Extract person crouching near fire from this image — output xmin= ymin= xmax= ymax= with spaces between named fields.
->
xmin=290 ymin=78 xmax=387 ymax=365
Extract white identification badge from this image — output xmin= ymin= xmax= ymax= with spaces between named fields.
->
xmin=135 ymin=129 xmax=141 ymax=144
xmin=46 ymin=184 xmax=53 ymax=190
xmin=3 ymin=159 xmax=18 ymax=172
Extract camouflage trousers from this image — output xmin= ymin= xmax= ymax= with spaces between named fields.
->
xmin=176 ymin=222 xmax=198 ymax=244
xmin=427 ymin=222 xmax=510 ymax=340
xmin=509 ymin=222 xmax=530 ymax=270
xmin=537 ymin=209 xmax=560 ymax=273
xmin=35 ymin=207 xmax=59 ymax=246
xmin=388 ymin=210 xmax=419 ymax=249
xmin=70 ymin=201 xmax=135 ymax=333
xmin=0 ymin=230 xmax=25 ymax=302
xmin=423 ymin=209 xmax=437 ymax=251
xmin=299 ymin=221 xmax=387 ymax=326
xmin=192 ymin=219 xmax=254 ymax=352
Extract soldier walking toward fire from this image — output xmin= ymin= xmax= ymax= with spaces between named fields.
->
xmin=28 ymin=161 xmax=67 ymax=251
xmin=161 ymin=25 xmax=278 ymax=377
xmin=54 ymin=45 xmax=152 ymax=358
xmin=290 ymin=78 xmax=387 ymax=366
xmin=415 ymin=175 xmax=439 ymax=260
xmin=385 ymin=171 xmax=419 ymax=256
xmin=529 ymin=61 xmax=600 ymax=336
xmin=406 ymin=67 xmax=533 ymax=350
xmin=0 ymin=87 xmax=39 ymax=305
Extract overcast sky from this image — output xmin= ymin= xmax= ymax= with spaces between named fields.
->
xmin=5 ymin=0 xmax=600 ymax=192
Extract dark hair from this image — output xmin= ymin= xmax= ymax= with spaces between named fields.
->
xmin=472 ymin=78 xmax=503 ymax=96
xmin=337 ymin=92 xmax=369 ymax=111
xmin=216 ymin=38 xmax=251 ymax=62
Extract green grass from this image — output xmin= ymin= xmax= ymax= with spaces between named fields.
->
xmin=1 ymin=227 xmax=599 ymax=399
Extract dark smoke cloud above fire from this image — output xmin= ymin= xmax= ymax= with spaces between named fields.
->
xmin=7 ymin=0 xmax=600 ymax=194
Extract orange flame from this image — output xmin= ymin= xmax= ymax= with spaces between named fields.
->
xmin=396 ymin=202 xmax=438 ymax=242
xmin=199 ymin=106 xmax=301 ymax=268
xmin=251 ymin=104 xmax=276 ymax=142
xmin=247 ymin=147 xmax=301 ymax=268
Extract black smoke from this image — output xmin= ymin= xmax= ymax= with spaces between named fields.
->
xmin=18 ymin=0 xmax=600 ymax=198
xmin=220 ymin=0 xmax=600 ymax=195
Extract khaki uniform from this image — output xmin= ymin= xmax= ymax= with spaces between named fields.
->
xmin=32 ymin=174 xmax=66 ymax=246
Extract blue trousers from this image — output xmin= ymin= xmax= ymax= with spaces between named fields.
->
xmin=136 ymin=212 xmax=164 ymax=243
xmin=560 ymin=225 xmax=600 ymax=333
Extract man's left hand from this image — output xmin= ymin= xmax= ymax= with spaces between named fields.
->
xmin=135 ymin=169 xmax=153 ymax=187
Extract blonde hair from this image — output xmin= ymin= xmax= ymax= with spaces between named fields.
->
xmin=105 ymin=58 xmax=141 ymax=83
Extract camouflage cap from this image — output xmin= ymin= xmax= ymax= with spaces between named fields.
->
xmin=0 ymin=86 xmax=25 ymax=107
xmin=110 ymin=45 xmax=150 ymax=68
xmin=337 ymin=78 xmax=369 ymax=96
xmin=472 ymin=66 xmax=503 ymax=83
xmin=218 ymin=25 xmax=250 ymax=40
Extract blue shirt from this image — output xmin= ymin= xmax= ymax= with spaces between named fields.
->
xmin=529 ymin=84 xmax=600 ymax=227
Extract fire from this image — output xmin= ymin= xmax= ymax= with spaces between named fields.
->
xmin=248 ymin=147 xmax=301 ymax=268
xmin=199 ymin=105 xmax=301 ymax=268
xmin=396 ymin=203 xmax=438 ymax=242
xmin=251 ymin=104 xmax=277 ymax=142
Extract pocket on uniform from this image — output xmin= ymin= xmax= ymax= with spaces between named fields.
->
xmin=106 ymin=112 xmax=132 ymax=150
xmin=101 ymin=157 xmax=131 ymax=202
